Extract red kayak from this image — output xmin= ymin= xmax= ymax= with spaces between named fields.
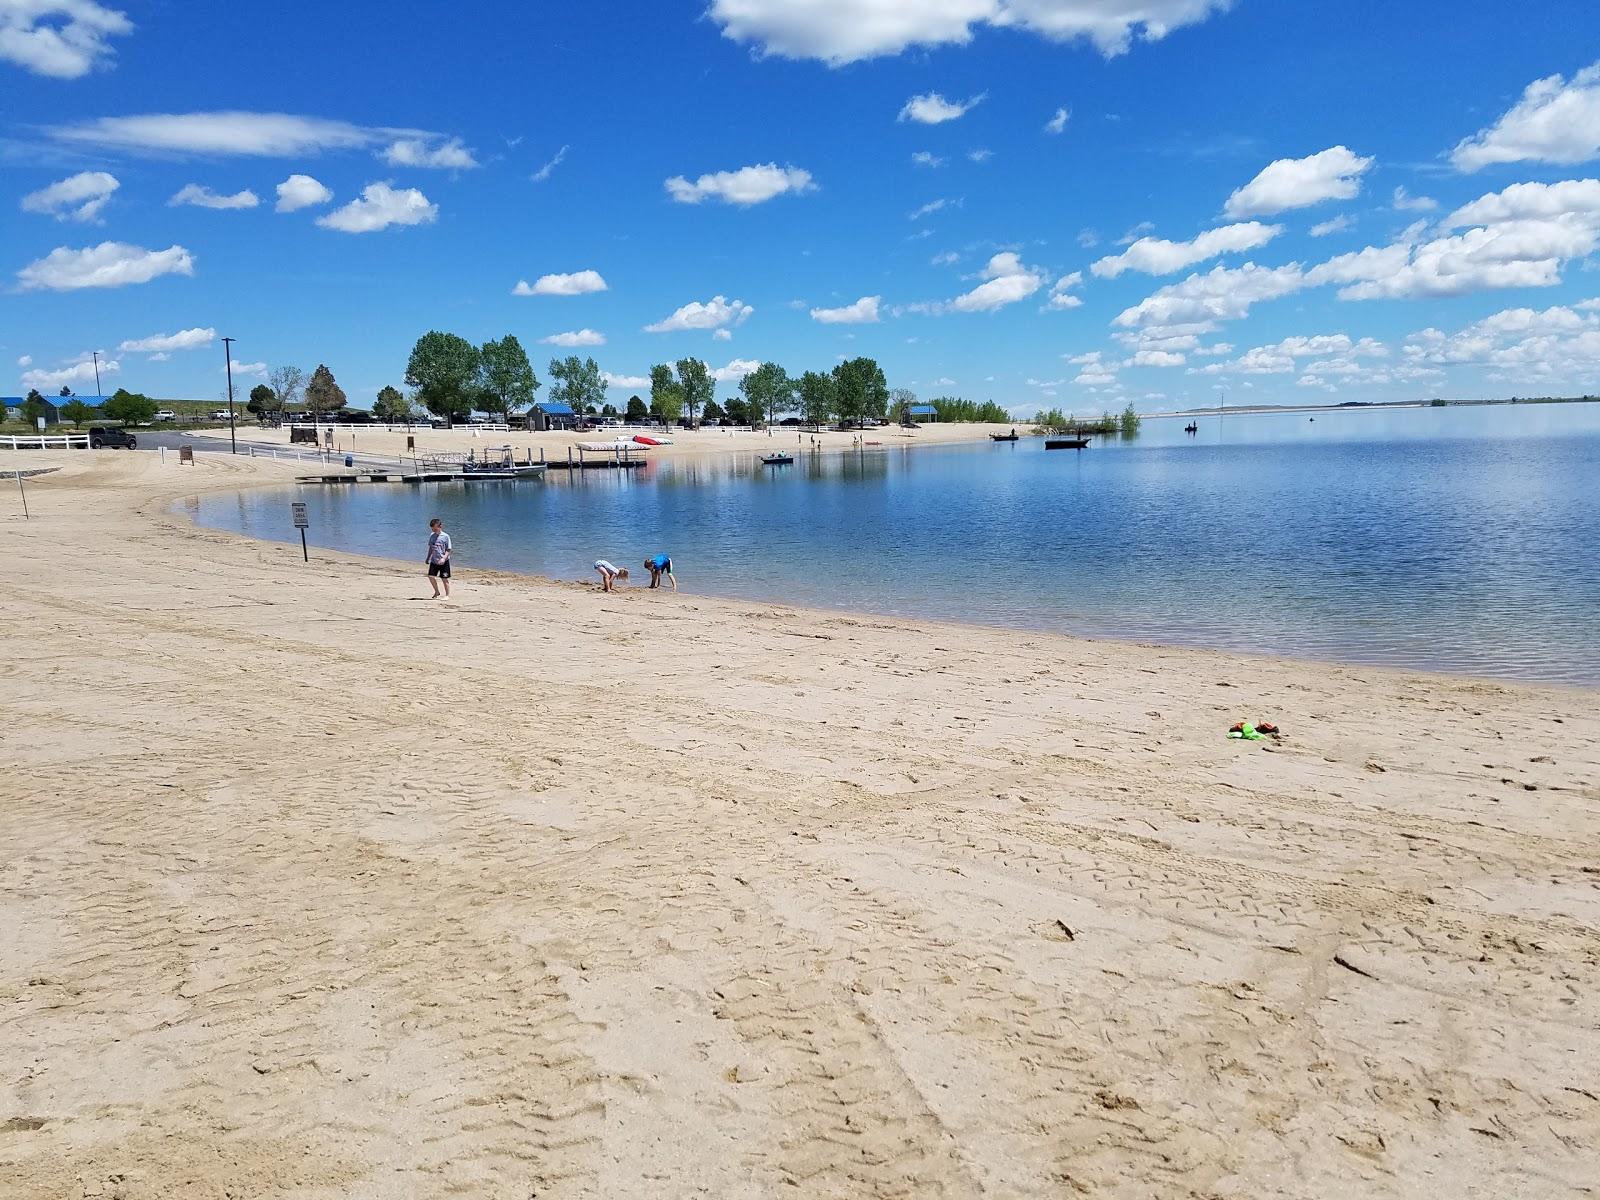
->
xmin=633 ymin=435 xmax=673 ymax=446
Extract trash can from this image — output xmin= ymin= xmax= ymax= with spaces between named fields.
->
xmin=344 ymin=454 xmax=353 ymax=467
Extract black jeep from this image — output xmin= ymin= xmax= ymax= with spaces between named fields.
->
xmin=87 ymin=426 xmax=138 ymax=449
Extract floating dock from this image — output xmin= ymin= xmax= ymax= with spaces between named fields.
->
xmin=297 ymin=466 xmax=548 ymax=485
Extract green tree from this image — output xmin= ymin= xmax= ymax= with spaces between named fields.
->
xmin=246 ymin=383 xmax=275 ymax=419
xmin=305 ymin=364 xmax=347 ymax=416
xmin=480 ymin=334 xmax=540 ymax=419
xmin=267 ymin=365 xmax=305 ymax=415
xmin=600 ymin=402 xmax=618 ymax=417
xmin=405 ymin=331 xmax=481 ymax=423
xmin=797 ymin=370 xmax=836 ymax=427
xmin=832 ymin=357 xmax=888 ymax=427
xmin=702 ymin=397 xmax=726 ymax=422
xmin=372 ymin=385 xmax=417 ymax=423
xmin=104 ymin=388 xmax=158 ymax=426
xmin=1118 ymin=403 xmax=1142 ymax=438
xmin=21 ymin=390 xmax=51 ymax=427
xmin=58 ymin=386 xmax=72 ymax=398
xmin=626 ymin=394 xmax=648 ymax=420
xmin=723 ymin=395 xmax=750 ymax=425
xmin=547 ymin=355 xmax=606 ymax=416
xmin=888 ymin=387 xmax=917 ymax=424
xmin=674 ymin=357 xmax=714 ymax=427
xmin=60 ymin=398 xmax=94 ymax=427
xmin=649 ymin=363 xmax=684 ymax=423
xmin=739 ymin=362 xmax=794 ymax=426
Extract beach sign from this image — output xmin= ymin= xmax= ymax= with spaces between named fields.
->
xmin=291 ymin=501 xmax=310 ymax=561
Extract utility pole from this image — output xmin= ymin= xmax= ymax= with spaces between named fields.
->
xmin=92 ymin=350 xmax=102 ymax=395
xmin=221 ymin=337 xmax=238 ymax=454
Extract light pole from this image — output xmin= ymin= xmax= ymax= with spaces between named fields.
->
xmin=92 ymin=350 xmax=102 ymax=395
xmin=221 ymin=336 xmax=237 ymax=454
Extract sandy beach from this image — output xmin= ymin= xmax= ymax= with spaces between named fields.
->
xmin=186 ymin=420 xmax=1029 ymax=465
xmin=2 ymin=450 xmax=1598 ymax=1199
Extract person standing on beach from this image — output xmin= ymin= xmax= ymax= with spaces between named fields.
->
xmin=425 ymin=518 xmax=452 ymax=599
xmin=644 ymin=553 xmax=677 ymax=591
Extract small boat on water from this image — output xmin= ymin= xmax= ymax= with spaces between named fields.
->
xmin=760 ymin=453 xmax=794 ymax=466
xmin=1183 ymin=422 xmax=1199 ymax=434
xmin=461 ymin=447 xmax=546 ymax=478
xmin=990 ymin=432 xmax=1020 ymax=442
xmin=1044 ymin=437 xmax=1091 ymax=450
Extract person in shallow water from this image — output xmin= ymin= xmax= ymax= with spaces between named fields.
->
xmin=425 ymin=518 xmax=452 ymax=599
xmin=644 ymin=553 xmax=677 ymax=591
xmin=594 ymin=559 xmax=628 ymax=592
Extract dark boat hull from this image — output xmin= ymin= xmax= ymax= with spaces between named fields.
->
xmin=1044 ymin=438 xmax=1090 ymax=450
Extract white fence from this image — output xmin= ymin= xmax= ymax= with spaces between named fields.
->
xmin=282 ymin=421 xmax=512 ymax=432
xmin=0 ymin=433 xmax=90 ymax=450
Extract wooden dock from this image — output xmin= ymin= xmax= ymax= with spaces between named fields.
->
xmin=543 ymin=459 xmax=646 ymax=471
xmin=296 ymin=467 xmax=548 ymax=485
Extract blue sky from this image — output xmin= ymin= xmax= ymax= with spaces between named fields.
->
xmin=5 ymin=0 xmax=1600 ymax=412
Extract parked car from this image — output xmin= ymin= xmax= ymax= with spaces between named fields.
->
xmin=87 ymin=426 xmax=137 ymax=449
xmin=210 ymin=410 xmax=230 ymax=421
xmin=154 ymin=409 xmax=176 ymax=421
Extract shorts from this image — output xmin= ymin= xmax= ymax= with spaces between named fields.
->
xmin=428 ymin=560 xmax=451 ymax=578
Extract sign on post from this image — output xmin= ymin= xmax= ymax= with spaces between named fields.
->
xmin=179 ymin=445 xmax=194 ymax=464
xmin=291 ymin=501 xmax=309 ymax=562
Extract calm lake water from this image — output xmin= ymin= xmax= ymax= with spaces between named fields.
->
xmin=190 ymin=402 xmax=1600 ymax=687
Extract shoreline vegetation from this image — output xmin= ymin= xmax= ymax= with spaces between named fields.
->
xmin=2 ymin=449 xmax=1597 ymax=1197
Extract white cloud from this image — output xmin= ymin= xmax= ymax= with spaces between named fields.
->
xmin=16 ymin=241 xmax=194 ymax=291
xmin=1452 ymin=62 xmax=1600 ymax=171
xmin=1114 ymin=262 xmax=1305 ymax=329
xmin=316 ymin=182 xmax=437 ymax=233
xmin=20 ymin=171 xmax=119 ymax=223
xmin=513 ymin=269 xmax=608 ymax=296
xmin=1190 ymin=333 xmax=1386 ymax=376
xmin=1091 ymin=220 xmax=1282 ymax=278
xmin=22 ymin=354 xmax=119 ymax=391
xmin=602 ymin=372 xmax=650 ymax=390
xmin=229 ymin=359 xmax=267 ymax=377
xmin=931 ymin=250 xmax=960 ymax=265
xmin=1392 ymin=186 xmax=1437 ymax=212
xmin=810 ymin=295 xmax=882 ymax=324
xmin=713 ymin=328 xmax=733 ymax=341
xmin=532 ymin=144 xmax=568 ymax=183
xmin=1312 ymin=185 xmax=1600 ymax=301
xmin=145 ymin=352 xmax=169 ymax=362
xmin=539 ymin=329 xmax=606 ymax=347
xmin=912 ymin=150 xmax=947 ymax=168
xmin=1445 ymin=178 xmax=1600 ymax=227
xmin=949 ymin=251 xmax=1046 ymax=312
xmin=1308 ymin=214 xmax=1353 ymax=237
xmin=1403 ymin=305 xmax=1600 ymax=383
xmin=644 ymin=295 xmax=754 ymax=333
xmin=169 ymin=183 xmax=259 ymax=209
xmin=709 ymin=0 xmax=1231 ymax=65
xmin=899 ymin=91 xmax=985 ymax=124
xmin=665 ymin=163 xmax=816 ymax=205
xmin=381 ymin=137 xmax=478 ymax=169
xmin=1224 ymin=146 xmax=1373 ymax=217
xmin=17 ymin=355 xmax=32 ymax=367
xmin=1044 ymin=106 xmax=1070 ymax=134
xmin=52 ymin=111 xmax=377 ymax=156
xmin=910 ymin=197 xmax=955 ymax=220
xmin=274 ymin=173 xmax=333 ymax=212
xmin=118 ymin=327 xmax=215 ymax=353
xmin=712 ymin=358 xmax=761 ymax=382
xmin=968 ymin=148 xmax=993 ymax=162
xmin=0 ymin=0 xmax=131 ymax=78
xmin=1129 ymin=349 xmax=1185 ymax=367
xmin=1046 ymin=270 xmax=1083 ymax=309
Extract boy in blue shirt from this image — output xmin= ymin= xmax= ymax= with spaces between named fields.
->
xmin=644 ymin=553 xmax=676 ymax=591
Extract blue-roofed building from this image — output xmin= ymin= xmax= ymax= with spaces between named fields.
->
xmin=907 ymin=402 xmax=938 ymax=422
xmin=4 ymin=394 xmax=113 ymax=426
xmin=532 ymin=400 xmax=577 ymax=431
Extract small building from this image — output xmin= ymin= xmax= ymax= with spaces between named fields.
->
xmin=907 ymin=402 xmax=938 ymax=423
xmin=3 ymin=395 xmax=63 ymax=425
xmin=532 ymin=401 xmax=577 ymax=431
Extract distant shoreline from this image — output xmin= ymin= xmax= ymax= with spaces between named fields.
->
xmin=1149 ymin=395 xmax=1600 ymax=419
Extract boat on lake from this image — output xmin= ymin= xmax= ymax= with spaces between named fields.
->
xmin=760 ymin=453 xmax=794 ymax=466
xmin=1044 ymin=437 xmax=1091 ymax=450
xmin=990 ymin=432 xmax=1020 ymax=442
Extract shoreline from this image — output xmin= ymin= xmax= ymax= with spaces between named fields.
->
xmin=4 ymin=450 xmax=1598 ymax=1197
xmin=183 ymin=455 xmax=1598 ymax=694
